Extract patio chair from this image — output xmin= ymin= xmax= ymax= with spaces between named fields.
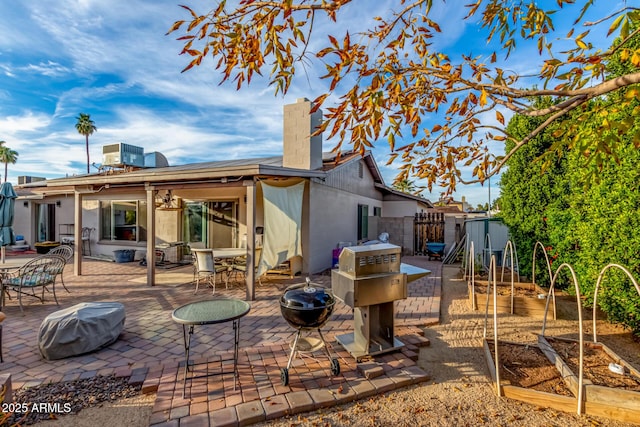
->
xmin=81 ymin=227 xmax=94 ymax=256
xmin=231 ymin=247 xmax=263 ymax=285
xmin=191 ymin=249 xmax=229 ymax=294
xmin=2 ymin=254 xmax=65 ymax=313
xmin=47 ymin=244 xmax=73 ymax=293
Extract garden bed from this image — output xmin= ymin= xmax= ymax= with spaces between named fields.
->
xmin=483 ymin=339 xmax=577 ymax=413
xmin=538 ymin=335 xmax=640 ymax=424
xmin=468 ymin=280 xmax=555 ymax=319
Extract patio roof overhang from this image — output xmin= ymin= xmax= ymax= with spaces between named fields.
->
xmin=43 ymin=160 xmax=327 ymax=301
xmin=375 ymin=183 xmax=435 ymax=208
xmin=44 ymin=162 xmax=327 ymax=190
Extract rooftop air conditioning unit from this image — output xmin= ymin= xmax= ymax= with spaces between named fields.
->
xmin=102 ymin=143 xmax=145 ymax=167
xmin=18 ymin=176 xmax=46 ymax=185
xmin=144 ymin=152 xmax=169 ymax=168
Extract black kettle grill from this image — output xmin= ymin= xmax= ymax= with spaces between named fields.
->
xmin=279 ymin=278 xmax=340 ymax=385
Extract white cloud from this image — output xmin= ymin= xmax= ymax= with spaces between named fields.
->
xmin=0 ymin=112 xmax=52 ymax=134
xmin=24 ymin=61 xmax=71 ymax=77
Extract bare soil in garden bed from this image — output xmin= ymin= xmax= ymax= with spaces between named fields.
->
xmin=472 ymin=283 xmax=543 ymax=297
xmin=489 ymin=340 xmax=574 ymax=396
xmin=545 ymin=337 xmax=640 ymax=390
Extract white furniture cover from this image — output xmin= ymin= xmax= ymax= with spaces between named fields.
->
xmin=38 ymin=302 xmax=125 ymax=360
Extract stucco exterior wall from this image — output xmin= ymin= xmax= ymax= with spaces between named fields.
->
xmin=13 ymin=194 xmax=75 ymax=249
xmin=12 ymin=199 xmax=32 ymax=244
xmin=306 ymin=178 xmax=382 ymax=274
xmin=13 ymin=200 xmax=35 ymax=247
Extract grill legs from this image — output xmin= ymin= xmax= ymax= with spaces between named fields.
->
xmin=280 ymin=328 xmax=340 ymax=386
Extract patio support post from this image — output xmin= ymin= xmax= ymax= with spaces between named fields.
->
xmin=245 ymin=180 xmax=256 ymax=301
xmin=73 ymin=191 xmax=83 ymax=276
xmin=146 ymin=186 xmax=156 ymax=286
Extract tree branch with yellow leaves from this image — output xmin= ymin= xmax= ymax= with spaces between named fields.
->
xmin=168 ymin=0 xmax=640 ymax=195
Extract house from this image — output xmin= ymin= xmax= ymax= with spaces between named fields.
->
xmin=14 ymin=98 xmax=434 ymax=300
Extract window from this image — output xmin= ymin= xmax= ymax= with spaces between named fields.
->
xmin=357 ymin=204 xmax=368 ymax=240
xmin=373 ymin=206 xmax=382 ymax=217
xmin=100 ymin=200 xmax=147 ymax=242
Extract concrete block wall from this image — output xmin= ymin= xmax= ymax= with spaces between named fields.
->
xmin=376 ymin=216 xmax=414 ymax=256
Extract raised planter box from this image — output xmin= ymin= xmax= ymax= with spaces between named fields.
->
xmin=483 ymin=339 xmax=578 ymax=413
xmin=538 ymin=335 xmax=640 ymax=424
xmin=468 ymin=280 xmax=556 ymax=319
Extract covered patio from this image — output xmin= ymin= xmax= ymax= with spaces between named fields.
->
xmin=0 ymin=255 xmax=441 ymax=426
xmin=47 ymin=170 xmax=310 ymax=302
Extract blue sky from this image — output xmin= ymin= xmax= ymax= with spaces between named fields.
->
xmin=0 ymin=1 xmax=617 ymax=208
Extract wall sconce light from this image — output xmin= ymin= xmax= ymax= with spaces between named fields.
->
xmin=161 ymin=190 xmax=174 ymax=208
xmin=23 ymin=201 xmax=29 ymax=207
xmin=56 ymin=200 xmax=61 ymax=207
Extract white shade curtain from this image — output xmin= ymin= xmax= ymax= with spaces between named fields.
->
xmin=258 ymin=181 xmax=304 ymax=276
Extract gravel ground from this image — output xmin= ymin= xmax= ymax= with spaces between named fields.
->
xmin=255 ymin=265 xmax=640 ymax=427
xmin=7 ymin=264 xmax=640 ymax=427
xmin=3 ymin=375 xmax=142 ymax=425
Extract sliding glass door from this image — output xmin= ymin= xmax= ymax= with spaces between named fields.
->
xmin=183 ymin=200 xmax=238 ymax=249
xmin=36 ymin=203 xmax=56 ymax=242
xmin=183 ymin=202 xmax=207 ymax=248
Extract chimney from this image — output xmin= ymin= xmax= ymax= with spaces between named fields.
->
xmin=283 ymin=98 xmax=323 ymax=170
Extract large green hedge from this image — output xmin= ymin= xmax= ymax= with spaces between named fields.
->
xmin=498 ymin=98 xmax=568 ymax=285
xmin=498 ymin=31 xmax=640 ymax=336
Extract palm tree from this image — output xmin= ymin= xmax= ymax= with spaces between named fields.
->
xmin=0 ymin=146 xmax=18 ymax=183
xmin=75 ymin=113 xmax=97 ymax=174
xmin=392 ymin=179 xmax=417 ymax=194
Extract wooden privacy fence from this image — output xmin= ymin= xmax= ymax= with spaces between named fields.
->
xmin=414 ymin=212 xmax=445 ymax=255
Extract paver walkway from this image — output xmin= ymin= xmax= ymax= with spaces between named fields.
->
xmin=0 ymin=254 xmax=442 ymax=426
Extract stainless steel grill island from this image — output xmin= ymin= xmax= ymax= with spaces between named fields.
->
xmin=331 ymin=243 xmax=407 ymax=361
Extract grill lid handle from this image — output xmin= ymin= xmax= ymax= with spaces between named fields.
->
xmin=304 ymin=277 xmax=316 ymax=293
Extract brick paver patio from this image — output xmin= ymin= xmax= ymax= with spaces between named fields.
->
xmin=0 ymin=254 xmax=442 ymax=426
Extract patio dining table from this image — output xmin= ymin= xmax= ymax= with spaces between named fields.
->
xmin=0 ymin=258 xmax=35 ymax=271
xmin=211 ymin=248 xmax=246 ymax=260
xmin=0 ymin=256 xmax=55 ymax=310
xmin=0 ymin=257 xmax=36 ymax=309
xmin=211 ymin=248 xmax=248 ymax=284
